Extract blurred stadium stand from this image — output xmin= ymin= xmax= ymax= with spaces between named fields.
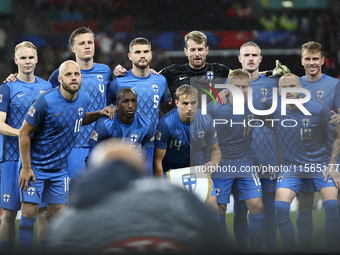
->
xmin=0 ymin=0 xmax=339 ymax=81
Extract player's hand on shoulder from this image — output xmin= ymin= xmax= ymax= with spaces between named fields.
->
xmin=218 ymin=89 xmax=229 ymax=105
xmin=330 ymin=111 xmax=340 ymax=125
xmin=18 ymin=167 xmax=36 ymax=191
xmin=113 ymin=65 xmax=127 ymax=77
xmin=204 ymin=161 xmax=218 ymax=173
xmin=101 ymin=105 xmax=116 ymax=120
xmin=150 ymin=68 xmax=159 ymax=75
xmin=271 ymin=60 xmax=290 ymax=78
xmin=3 ymin=73 xmax=18 ymax=83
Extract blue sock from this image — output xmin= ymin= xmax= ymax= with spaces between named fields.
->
xmin=323 ymin=199 xmax=340 ymax=251
xmin=296 ymin=210 xmax=313 ymax=249
xmin=18 ymin=216 xmax=36 ymax=251
xmin=233 ymin=200 xmax=248 ymax=249
xmin=1 ymin=241 xmax=14 ymax=251
xmin=218 ymin=213 xmax=227 ymax=236
xmin=275 ymin=201 xmax=295 ymax=249
xmin=248 ymin=213 xmax=265 ymax=250
xmin=263 ymin=196 xmax=277 ymax=250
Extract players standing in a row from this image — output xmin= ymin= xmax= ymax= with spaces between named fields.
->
xmin=269 ymin=73 xmax=340 ymax=252
xmin=48 ymin=27 xmax=113 ymax=182
xmin=90 ymin=88 xmax=155 ymax=173
xmin=0 ymin=41 xmax=51 ymax=251
xmin=18 ymin=60 xmax=114 ymax=251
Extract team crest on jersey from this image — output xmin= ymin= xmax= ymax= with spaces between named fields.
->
xmin=39 ymin=90 xmax=45 ymax=94
xmin=97 ymin=75 xmax=104 ymax=83
xmin=90 ymin=130 xmax=98 ymax=141
xmin=206 ymin=71 xmax=214 ymax=81
xmin=316 ymin=90 xmax=324 ymax=99
xmin=277 ymin=175 xmax=284 ymax=183
xmin=2 ymin=194 xmax=10 ymax=203
xmin=0 ymin=94 xmax=2 ymax=102
xmin=302 ymin=118 xmax=310 ymax=127
xmin=78 ymin=107 xmax=84 ymax=116
xmin=155 ymin=130 xmax=161 ymax=140
xmin=152 ymin=84 xmax=159 ymax=93
xmin=130 ymin=134 xmax=138 ymax=142
xmin=182 ymin=173 xmax=196 ymax=192
xmin=28 ymin=106 xmax=36 ymax=117
xmin=27 ymin=187 xmax=35 ymax=196
xmin=261 ymin=88 xmax=268 ymax=96
xmin=198 ymin=130 xmax=205 ymax=139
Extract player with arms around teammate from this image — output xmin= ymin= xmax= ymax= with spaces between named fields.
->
xmin=207 ymin=69 xmax=265 ymax=251
xmin=268 ymin=73 xmax=340 ymax=252
xmin=17 ymin=60 xmax=114 ymax=251
xmin=106 ymin=37 xmax=168 ymax=125
xmin=90 ymin=88 xmax=155 ymax=174
xmin=0 ymin=41 xmax=51 ymax=251
xmin=48 ymin=27 xmax=113 ymax=181
xmin=153 ymin=85 xmax=221 ymax=211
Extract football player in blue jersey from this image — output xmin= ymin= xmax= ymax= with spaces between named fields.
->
xmin=153 ymin=85 xmax=221 ymax=212
xmin=48 ymin=27 xmax=113 ymax=182
xmin=294 ymin=41 xmax=340 ymax=248
xmin=17 ymin=60 xmax=114 ymax=251
xmin=0 ymin=41 xmax=51 ymax=251
xmin=107 ymin=37 xmax=169 ymax=126
xmin=208 ymin=69 xmax=265 ymax=251
xmin=269 ymin=73 xmax=340 ymax=252
xmin=90 ymin=88 xmax=155 ymax=174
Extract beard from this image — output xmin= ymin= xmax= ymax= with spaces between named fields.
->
xmin=61 ymin=80 xmax=81 ymax=94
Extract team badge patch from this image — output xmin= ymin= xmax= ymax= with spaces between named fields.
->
xmin=316 ymin=90 xmax=324 ymax=99
xmin=207 ymin=71 xmax=214 ymax=81
xmin=277 ymin=175 xmax=284 ymax=183
xmin=130 ymin=134 xmax=138 ymax=142
xmin=97 ymin=75 xmax=104 ymax=83
xmin=261 ymin=88 xmax=268 ymax=96
xmin=90 ymin=130 xmax=98 ymax=141
xmin=28 ymin=106 xmax=36 ymax=117
xmin=152 ymin=84 xmax=159 ymax=93
xmin=155 ymin=130 xmax=161 ymax=140
xmin=198 ymin=130 xmax=205 ymax=139
xmin=39 ymin=90 xmax=45 ymax=94
xmin=182 ymin=174 xmax=197 ymax=192
xmin=0 ymin=94 xmax=2 ymax=102
xmin=302 ymin=118 xmax=310 ymax=127
xmin=27 ymin=187 xmax=35 ymax=196
xmin=3 ymin=194 xmax=10 ymax=203
xmin=78 ymin=107 xmax=84 ymax=116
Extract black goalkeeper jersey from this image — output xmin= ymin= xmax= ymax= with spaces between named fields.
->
xmin=160 ymin=63 xmax=232 ymax=105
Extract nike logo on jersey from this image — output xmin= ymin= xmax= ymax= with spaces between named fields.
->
xmin=55 ymin=113 xmax=63 ymax=116
xmin=179 ymin=76 xmax=187 ymax=80
xmin=171 ymin=134 xmax=181 ymax=139
xmin=257 ymin=188 xmax=262 ymax=192
xmin=18 ymin=94 xmax=26 ymax=97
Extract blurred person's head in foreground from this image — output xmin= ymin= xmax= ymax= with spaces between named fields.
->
xmin=47 ymin=139 xmax=229 ymax=253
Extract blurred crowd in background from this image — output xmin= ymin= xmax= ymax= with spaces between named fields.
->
xmin=0 ymin=0 xmax=340 ymax=81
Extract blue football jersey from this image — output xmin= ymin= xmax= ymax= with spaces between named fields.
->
xmin=0 ymin=77 xmax=51 ymax=162
xmin=49 ymin=63 xmax=113 ymax=148
xmin=25 ymin=87 xmax=90 ymax=171
xmin=264 ymin=97 xmax=333 ymax=176
xmin=106 ymin=70 xmax=169 ymax=126
xmin=248 ymin=76 xmax=278 ymax=160
xmin=207 ymin=96 xmax=254 ymax=164
xmin=89 ymin=112 xmax=155 ymax=150
xmin=155 ymin=108 xmax=218 ymax=172
xmin=299 ymin=74 xmax=340 ymax=111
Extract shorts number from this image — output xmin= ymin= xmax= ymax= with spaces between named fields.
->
xmin=64 ymin=177 xmax=70 ymax=192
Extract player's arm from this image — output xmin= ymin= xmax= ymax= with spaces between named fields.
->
xmin=260 ymin=60 xmax=290 ymax=78
xmin=48 ymin=69 xmax=60 ymax=88
xmin=18 ymin=120 xmax=36 ymax=191
xmin=0 ymin=111 xmax=19 ymax=136
xmin=82 ymin=106 xmax=116 ymax=125
xmin=113 ymin=65 xmax=127 ymax=77
xmin=153 ymin=147 xmax=166 ymax=178
xmin=324 ymin=123 xmax=340 ymax=188
xmin=206 ymin=142 xmax=221 ymax=171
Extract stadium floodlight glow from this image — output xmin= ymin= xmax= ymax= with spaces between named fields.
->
xmin=281 ymin=0 xmax=294 ymax=8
